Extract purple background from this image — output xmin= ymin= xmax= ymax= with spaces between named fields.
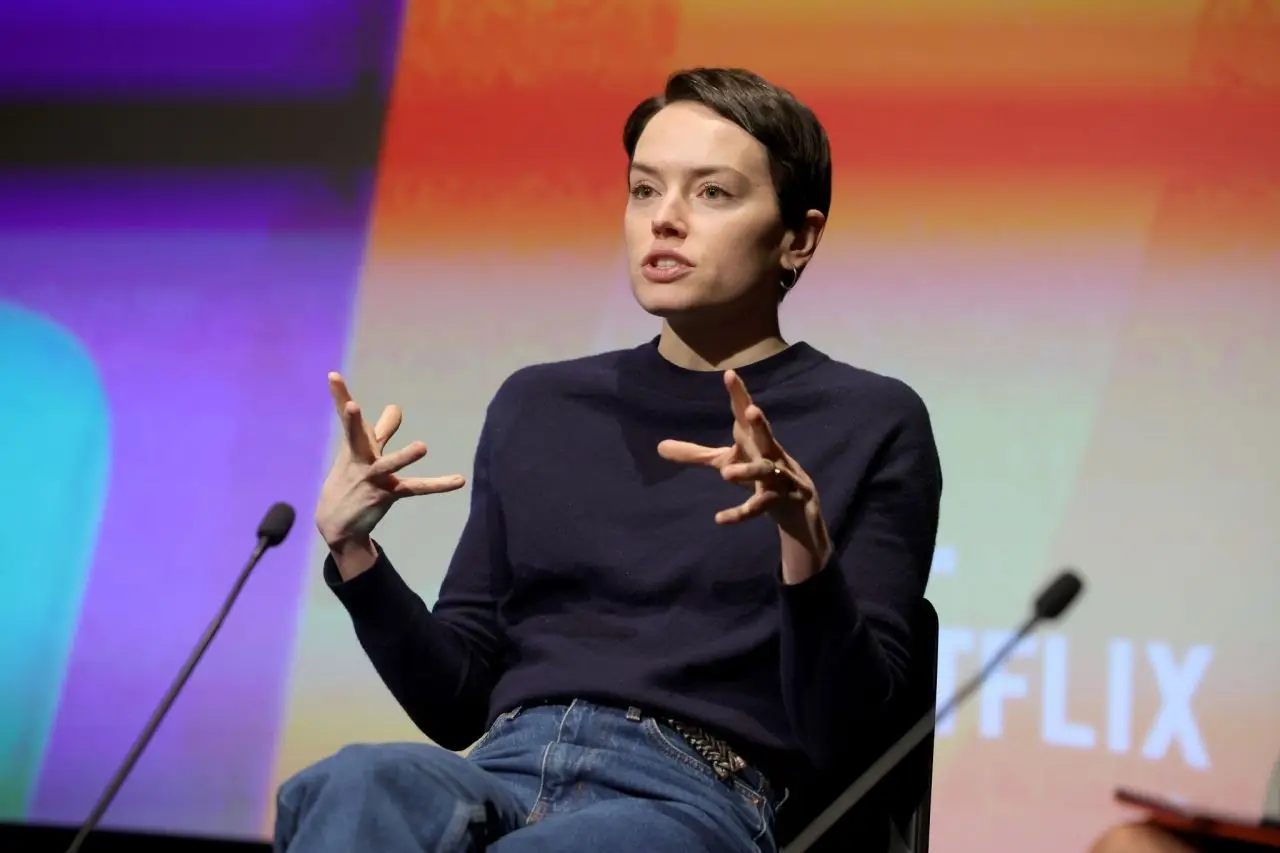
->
xmin=0 ymin=0 xmax=403 ymax=835
xmin=0 ymin=172 xmax=369 ymax=835
xmin=0 ymin=0 xmax=376 ymax=96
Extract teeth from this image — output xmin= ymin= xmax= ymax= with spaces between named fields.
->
xmin=654 ymin=258 xmax=680 ymax=268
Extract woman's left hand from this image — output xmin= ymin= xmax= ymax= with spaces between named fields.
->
xmin=658 ymin=369 xmax=833 ymax=582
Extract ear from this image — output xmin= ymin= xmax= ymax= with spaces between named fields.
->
xmin=780 ymin=209 xmax=826 ymax=274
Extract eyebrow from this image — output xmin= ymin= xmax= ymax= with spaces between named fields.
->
xmin=628 ymin=162 xmax=749 ymax=182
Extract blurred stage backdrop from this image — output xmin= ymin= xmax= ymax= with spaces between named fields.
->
xmin=2 ymin=1 xmax=1278 ymax=850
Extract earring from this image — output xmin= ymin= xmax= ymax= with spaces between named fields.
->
xmin=779 ymin=266 xmax=799 ymax=292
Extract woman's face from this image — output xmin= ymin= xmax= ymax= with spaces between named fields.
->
xmin=624 ymin=102 xmax=815 ymax=321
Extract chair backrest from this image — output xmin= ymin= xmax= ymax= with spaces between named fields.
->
xmin=888 ymin=597 xmax=940 ymax=853
xmin=775 ymin=597 xmax=941 ymax=853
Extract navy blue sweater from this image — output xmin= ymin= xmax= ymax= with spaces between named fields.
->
xmin=326 ymin=339 xmax=942 ymax=786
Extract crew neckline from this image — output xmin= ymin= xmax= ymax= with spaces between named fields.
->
xmin=622 ymin=336 xmax=828 ymax=400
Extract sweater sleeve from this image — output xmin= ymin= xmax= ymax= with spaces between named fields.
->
xmin=778 ymin=386 xmax=942 ymax=770
xmin=324 ymin=403 xmax=511 ymax=751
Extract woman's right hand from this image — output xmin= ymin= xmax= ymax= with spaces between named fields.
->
xmin=315 ymin=372 xmax=466 ymax=579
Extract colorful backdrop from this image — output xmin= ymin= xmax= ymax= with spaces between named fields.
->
xmin=2 ymin=2 xmax=1278 ymax=851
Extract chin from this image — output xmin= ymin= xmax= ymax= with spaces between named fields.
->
xmin=632 ymin=290 xmax=700 ymax=319
xmin=630 ymin=279 xmax=709 ymax=318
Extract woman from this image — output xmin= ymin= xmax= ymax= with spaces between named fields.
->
xmin=276 ymin=67 xmax=943 ymax=853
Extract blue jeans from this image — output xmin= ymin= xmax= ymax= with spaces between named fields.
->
xmin=275 ymin=701 xmax=779 ymax=852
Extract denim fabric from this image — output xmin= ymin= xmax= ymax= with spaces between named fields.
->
xmin=275 ymin=701 xmax=778 ymax=852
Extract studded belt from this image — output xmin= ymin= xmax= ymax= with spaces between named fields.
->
xmin=646 ymin=711 xmax=776 ymax=803
xmin=514 ymin=699 xmax=777 ymax=803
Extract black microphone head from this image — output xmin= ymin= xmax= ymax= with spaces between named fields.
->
xmin=257 ymin=502 xmax=296 ymax=547
xmin=1034 ymin=568 xmax=1084 ymax=620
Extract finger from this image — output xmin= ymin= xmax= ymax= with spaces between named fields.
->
xmin=715 ymin=490 xmax=778 ymax=525
xmin=367 ymin=440 xmax=427 ymax=477
xmin=392 ymin=474 xmax=467 ymax=497
xmin=724 ymin=370 xmax=754 ymax=426
xmin=328 ymin=372 xmax=354 ymax=420
xmin=373 ymin=404 xmax=403 ymax=450
xmin=330 ymin=372 xmax=387 ymax=450
xmin=721 ymin=458 xmax=780 ymax=484
xmin=657 ymin=439 xmax=730 ymax=467
xmin=744 ymin=404 xmax=782 ymax=456
xmin=342 ymin=400 xmax=377 ymax=461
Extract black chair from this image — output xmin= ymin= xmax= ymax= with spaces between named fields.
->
xmin=776 ymin=596 xmax=939 ymax=853
xmin=888 ymin=597 xmax=939 ymax=853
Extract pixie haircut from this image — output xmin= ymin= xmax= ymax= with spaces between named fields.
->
xmin=622 ymin=67 xmax=832 ymax=233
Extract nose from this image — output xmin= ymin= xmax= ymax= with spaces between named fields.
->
xmin=650 ymin=195 xmax=688 ymax=240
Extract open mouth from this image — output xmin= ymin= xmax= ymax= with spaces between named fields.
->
xmin=641 ymin=251 xmax=694 ymax=283
xmin=642 ymin=260 xmax=694 ymax=283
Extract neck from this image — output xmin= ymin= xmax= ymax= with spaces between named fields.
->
xmin=657 ymin=308 xmax=787 ymax=372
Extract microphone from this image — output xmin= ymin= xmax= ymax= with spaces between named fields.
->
xmin=783 ymin=568 xmax=1085 ymax=853
xmin=65 ymin=502 xmax=297 ymax=853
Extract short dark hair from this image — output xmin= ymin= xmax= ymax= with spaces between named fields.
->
xmin=622 ymin=67 xmax=832 ymax=231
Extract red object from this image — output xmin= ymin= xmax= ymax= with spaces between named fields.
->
xmin=1115 ymin=787 xmax=1280 ymax=849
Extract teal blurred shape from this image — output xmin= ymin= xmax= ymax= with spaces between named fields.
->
xmin=0 ymin=302 xmax=110 ymax=820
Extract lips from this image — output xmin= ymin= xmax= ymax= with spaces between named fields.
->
xmin=641 ymin=249 xmax=695 ymax=283
xmin=642 ymin=249 xmax=694 ymax=268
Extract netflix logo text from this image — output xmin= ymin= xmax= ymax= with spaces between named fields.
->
xmin=934 ymin=628 xmax=1213 ymax=770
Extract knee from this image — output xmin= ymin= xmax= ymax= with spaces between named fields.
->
xmin=279 ymin=743 xmax=460 ymax=806
xmin=324 ymin=742 xmax=409 ymax=781
xmin=277 ymin=744 xmax=409 ymax=808
xmin=1089 ymin=822 xmax=1190 ymax=853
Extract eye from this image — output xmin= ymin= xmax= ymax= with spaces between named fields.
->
xmin=700 ymin=184 xmax=731 ymax=200
xmin=629 ymin=183 xmax=656 ymax=200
